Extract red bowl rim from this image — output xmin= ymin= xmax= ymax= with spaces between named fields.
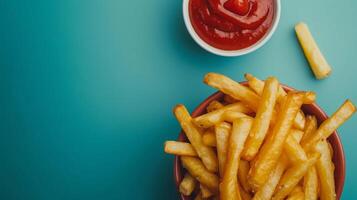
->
xmin=173 ymin=82 xmax=345 ymax=200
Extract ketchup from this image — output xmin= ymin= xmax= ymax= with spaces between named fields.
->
xmin=189 ymin=0 xmax=274 ymax=50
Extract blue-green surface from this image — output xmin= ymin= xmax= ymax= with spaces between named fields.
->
xmin=0 ymin=0 xmax=356 ymax=199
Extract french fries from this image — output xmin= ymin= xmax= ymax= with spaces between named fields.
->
xmin=164 ymin=141 xmax=197 ymax=156
xmin=179 ymin=173 xmax=196 ymax=196
xmin=248 ymin=92 xmax=306 ymax=189
xmin=315 ymin=140 xmax=336 ymax=200
xmin=302 ymin=100 xmax=356 ymax=151
xmin=174 ymin=105 xmax=218 ymax=172
xmin=163 ymin=73 xmax=355 ymax=199
xmin=215 ymin=122 xmax=232 ymax=177
xmin=193 ymin=102 xmax=252 ymax=128
xmin=181 ymin=156 xmax=219 ymax=192
xmin=221 ymin=118 xmax=252 ymax=200
xmin=273 ymin=153 xmax=320 ymax=200
xmin=243 ymin=77 xmax=279 ymax=160
xmin=295 ymin=22 xmax=332 ymax=79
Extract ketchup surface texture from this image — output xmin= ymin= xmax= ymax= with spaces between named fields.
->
xmin=189 ymin=0 xmax=274 ymax=50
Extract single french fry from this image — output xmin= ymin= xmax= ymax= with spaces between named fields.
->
xmin=174 ymin=105 xmax=218 ymax=172
xmin=223 ymin=111 xmax=251 ymax=123
xmin=179 ymin=173 xmax=197 ymax=196
xmin=273 ymin=153 xmax=320 ymax=200
xmin=295 ymin=22 xmax=332 ymax=79
xmin=301 ymin=115 xmax=317 ymax=144
xmin=200 ymin=184 xmax=213 ymax=198
xmin=239 ymin=181 xmax=252 ymax=200
xmin=315 ymin=140 xmax=336 ymax=200
xmin=238 ymin=160 xmax=252 ymax=192
xmin=302 ymin=100 xmax=356 ymax=151
xmin=204 ymin=73 xmax=261 ymax=110
xmin=181 ymin=156 xmax=219 ymax=192
xmin=202 ymin=130 xmax=217 ymax=147
xmin=215 ymin=122 xmax=232 ymax=177
xmin=164 ymin=141 xmax=197 ymax=156
xmin=244 ymin=73 xmax=306 ymax=130
xmin=194 ymin=102 xmax=252 ymax=128
xmin=207 ymin=100 xmax=225 ymax=112
xmin=221 ymin=118 xmax=253 ymax=200
xmin=248 ymin=92 xmax=306 ymax=189
xmin=284 ymin=133 xmax=307 ymax=164
xmin=252 ymin=155 xmax=289 ymax=200
xmin=289 ymin=129 xmax=305 ymax=143
xmin=243 ymin=77 xmax=279 ymax=160
xmin=286 ymin=186 xmax=305 ymax=200
xmin=303 ymin=166 xmax=318 ymax=200
xmin=224 ymin=95 xmax=238 ymax=104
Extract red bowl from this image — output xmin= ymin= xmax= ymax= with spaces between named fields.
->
xmin=174 ymin=82 xmax=345 ymax=200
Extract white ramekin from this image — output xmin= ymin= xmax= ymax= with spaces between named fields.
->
xmin=182 ymin=0 xmax=281 ymax=57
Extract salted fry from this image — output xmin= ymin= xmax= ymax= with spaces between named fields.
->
xmin=315 ymin=140 xmax=336 ymax=200
xmin=224 ymin=95 xmax=238 ymax=104
xmin=295 ymin=22 xmax=332 ymax=79
xmin=164 ymin=141 xmax=197 ymax=156
xmin=273 ymin=153 xmax=320 ymax=200
xmin=194 ymin=102 xmax=252 ymax=128
xmin=204 ymin=73 xmax=261 ymax=110
xmin=286 ymin=186 xmax=304 ymax=200
xmin=181 ymin=156 xmax=219 ymax=192
xmin=243 ymin=77 xmax=279 ymax=160
xmin=202 ymin=130 xmax=217 ymax=147
xmin=248 ymin=92 xmax=306 ymax=189
xmin=238 ymin=160 xmax=251 ymax=192
xmin=284 ymin=133 xmax=307 ymax=164
xmin=179 ymin=173 xmax=197 ymax=196
xmin=252 ymin=155 xmax=288 ymax=200
xmin=200 ymin=184 xmax=214 ymax=198
xmin=302 ymin=100 xmax=356 ymax=151
xmin=244 ymin=73 xmax=306 ymax=130
xmin=221 ymin=118 xmax=253 ymax=200
xmin=207 ymin=100 xmax=224 ymax=112
xmin=303 ymin=166 xmax=318 ymax=200
xmin=174 ymin=105 xmax=218 ymax=172
xmin=301 ymin=115 xmax=317 ymax=144
xmin=215 ymin=122 xmax=232 ymax=177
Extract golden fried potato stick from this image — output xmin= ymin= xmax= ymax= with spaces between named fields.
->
xmin=221 ymin=118 xmax=253 ymax=200
xmin=164 ymin=141 xmax=197 ymax=156
xmin=202 ymin=130 xmax=217 ymax=147
xmin=286 ymin=186 xmax=305 ymax=200
xmin=238 ymin=160 xmax=251 ymax=193
xmin=302 ymin=100 xmax=356 ymax=151
xmin=273 ymin=153 xmax=320 ymax=200
xmin=303 ymin=166 xmax=318 ymax=200
xmin=243 ymin=77 xmax=279 ymax=160
xmin=194 ymin=102 xmax=252 ymax=128
xmin=204 ymin=73 xmax=261 ymax=110
xmin=284 ymin=132 xmax=307 ymax=164
xmin=224 ymin=94 xmax=238 ymax=104
xmin=207 ymin=100 xmax=224 ymax=112
xmin=244 ymin=73 xmax=306 ymax=130
xmin=315 ymin=140 xmax=336 ymax=200
xmin=248 ymin=92 xmax=306 ymax=189
xmin=174 ymin=105 xmax=218 ymax=172
xmin=295 ymin=22 xmax=332 ymax=80
xmin=239 ymin=181 xmax=252 ymax=200
xmin=215 ymin=122 xmax=232 ymax=177
xmin=301 ymin=115 xmax=317 ymax=145
xmin=179 ymin=173 xmax=197 ymax=196
xmin=223 ymin=111 xmax=252 ymax=123
xmin=200 ymin=184 xmax=214 ymax=198
xmin=181 ymin=156 xmax=219 ymax=192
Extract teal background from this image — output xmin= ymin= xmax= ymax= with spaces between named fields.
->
xmin=0 ymin=0 xmax=356 ymax=199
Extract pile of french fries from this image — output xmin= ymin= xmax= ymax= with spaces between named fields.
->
xmin=164 ymin=73 xmax=356 ymax=200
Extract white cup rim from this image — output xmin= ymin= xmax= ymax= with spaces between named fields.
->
xmin=182 ymin=0 xmax=281 ymax=57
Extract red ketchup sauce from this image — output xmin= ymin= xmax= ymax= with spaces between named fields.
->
xmin=189 ymin=0 xmax=274 ymax=50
